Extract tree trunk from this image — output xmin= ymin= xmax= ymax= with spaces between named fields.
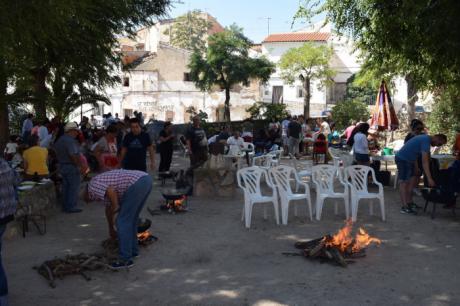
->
xmin=405 ymin=73 xmax=418 ymax=125
xmin=0 ymin=71 xmax=9 ymax=152
xmin=303 ymin=77 xmax=311 ymax=118
xmin=224 ymin=86 xmax=231 ymax=122
xmin=32 ymin=67 xmax=48 ymax=121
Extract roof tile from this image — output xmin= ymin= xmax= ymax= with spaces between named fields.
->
xmin=262 ymin=32 xmax=330 ymax=43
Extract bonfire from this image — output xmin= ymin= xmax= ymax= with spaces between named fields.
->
xmin=294 ymin=220 xmax=381 ymax=267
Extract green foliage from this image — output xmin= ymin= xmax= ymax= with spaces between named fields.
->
xmin=47 ymin=68 xmax=111 ymax=120
xmin=246 ymin=102 xmax=289 ymax=122
xmin=278 ymin=42 xmax=335 ymax=117
xmin=0 ymin=0 xmax=171 ymax=118
xmin=8 ymin=105 xmax=29 ymax=136
xmin=167 ymin=10 xmax=212 ymax=52
xmin=185 ymin=106 xmax=208 ymax=123
xmin=344 ymin=73 xmax=378 ymax=106
xmin=188 ymin=25 xmax=275 ymax=122
xmin=294 ymin=0 xmax=460 ymax=90
xmin=332 ymin=100 xmax=370 ymax=130
xmin=427 ymin=86 xmax=460 ymax=147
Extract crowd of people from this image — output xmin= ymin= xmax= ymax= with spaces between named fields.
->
xmin=1 ymin=111 xmax=460 ymax=300
xmin=0 ymin=112 xmax=177 ymax=274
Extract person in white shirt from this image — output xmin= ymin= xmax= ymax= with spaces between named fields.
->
xmin=281 ymin=115 xmax=292 ymax=155
xmin=348 ymin=123 xmax=370 ymax=165
xmin=3 ymin=136 xmax=18 ymax=161
xmin=207 ymin=134 xmax=219 ymax=145
xmin=227 ymin=131 xmax=245 ymax=155
xmin=316 ymin=117 xmax=331 ymax=138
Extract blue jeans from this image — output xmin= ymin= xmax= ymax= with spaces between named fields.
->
xmin=0 ymin=224 xmax=8 ymax=299
xmin=60 ymin=164 xmax=81 ymax=211
xmin=116 ymin=175 xmax=152 ymax=261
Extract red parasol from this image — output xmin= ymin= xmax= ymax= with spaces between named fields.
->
xmin=370 ymin=80 xmax=399 ymax=131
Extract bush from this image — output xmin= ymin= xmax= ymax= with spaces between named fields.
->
xmin=332 ymin=100 xmax=369 ymax=130
xmin=427 ymin=86 xmax=460 ymax=148
xmin=246 ymin=102 xmax=289 ymax=122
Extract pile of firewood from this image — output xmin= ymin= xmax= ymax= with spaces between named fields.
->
xmin=294 ymin=236 xmax=367 ymax=268
xmin=34 ymin=253 xmax=110 ymax=288
xmin=35 ymin=234 xmax=158 ymax=288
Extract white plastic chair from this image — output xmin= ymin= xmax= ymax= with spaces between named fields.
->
xmin=289 ymin=154 xmax=312 ymax=190
xmin=267 ymin=149 xmax=283 ymax=166
xmin=243 ymin=142 xmax=255 ymax=152
xmin=252 ymin=154 xmax=274 ymax=170
xmin=268 ymin=165 xmax=313 ymax=225
xmin=311 ymin=164 xmax=349 ymax=220
xmin=343 ymin=165 xmax=385 ymax=222
xmin=237 ymin=166 xmax=279 ymax=228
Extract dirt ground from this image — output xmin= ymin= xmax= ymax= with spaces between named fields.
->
xmin=4 ymin=153 xmax=460 ymax=306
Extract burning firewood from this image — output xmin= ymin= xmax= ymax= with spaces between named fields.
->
xmin=294 ymin=220 xmax=381 ymax=267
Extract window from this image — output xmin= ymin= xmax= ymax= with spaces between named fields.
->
xmin=123 ymin=77 xmax=130 ymax=87
xmin=297 ymin=86 xmax=304 ymax=98
xmin=124 ymin=109 xmax=133 ymax=118
xmin=165 ymin=110 xmax=174 ymax=122
xmin=183 ymin=72 xmax=191 ymax=82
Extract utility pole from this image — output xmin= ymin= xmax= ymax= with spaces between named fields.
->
xmin=266 ymin=17 xmax=271 ymax=36
xmin=258 ymin=17 xmax=272 ymax=37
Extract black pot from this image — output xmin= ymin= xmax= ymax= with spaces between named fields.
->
xmin=137 ymin=218 xmax=152 ymax=233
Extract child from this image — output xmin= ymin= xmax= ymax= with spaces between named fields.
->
xmin=3 ymin=136 xmax=19 ymax=161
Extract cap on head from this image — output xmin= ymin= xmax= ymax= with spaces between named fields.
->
xmin=64 ymin=122 xmax=79 ymax=132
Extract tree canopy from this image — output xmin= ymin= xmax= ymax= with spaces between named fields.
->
xmin=278 ymin=42 xmax=335 ymax=118
xmin=295 ymin=0 xmax=460 ymax=90
xmin=188 ymin=25 xmax=275 ymax=121
xmin=167 ymin=10 xmax=212 ymax=52
xmin=0 ymin=0 xmax=171 ymax=148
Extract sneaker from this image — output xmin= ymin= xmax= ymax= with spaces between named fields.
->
xmin=110 ymin=260 xmax=134 ymax=270
xmin=400 ymin=206 xmax=417 ymax=215
xmin=408 ymin=202 xmax=421 ymax=210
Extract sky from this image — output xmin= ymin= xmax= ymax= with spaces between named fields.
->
xmin=166 ymin=0 xmax=314 ymax=43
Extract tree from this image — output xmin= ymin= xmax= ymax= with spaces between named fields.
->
xmin=166 ymin=10 xmax=212 ymax=52
xmin=0 ymin=0 xmax=171 ymax=148
xmin=278 ymin=42 xmax=335 ymax=118
xmin=294 ymin=0 xmax=460 ymax=123
xmin=189 ymin=25 xmax=275 ymax=122
xmin=427 ymin=86 xmax=460 ymax=147
xmin=47 ymin=68 xmax=111 ymax=120
xmin=332 ymin=100 xmax=369 ymax=130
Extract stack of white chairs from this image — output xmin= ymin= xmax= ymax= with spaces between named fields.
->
xmin=343 ymin=165 xmax=385 ymax=222
xmin=237 ymin=166 xmax=279 ymax=228
xmin=268 ymin=165 xmax=313 ymax=225
xmin=311 ymin=164 xmax=349 ymax=220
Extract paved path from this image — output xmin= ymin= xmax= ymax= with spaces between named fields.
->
xmin=4 ymin=154 xmax=460 ymax=306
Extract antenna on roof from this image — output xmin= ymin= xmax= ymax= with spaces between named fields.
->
xmin=258 ymin=17 xmax=272 ymax=36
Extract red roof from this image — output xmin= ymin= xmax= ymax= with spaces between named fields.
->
xmin=262 ymin=32 xmax=330 ymax=43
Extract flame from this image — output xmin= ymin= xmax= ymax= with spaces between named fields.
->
xmin=173 ymin=196 xmax=186 ymax=207
xmin=352 ymin=228 xmax=381 ymax=252
xmin=327 ymin=219 xmax=354 ymax=252
xmin=137 ymin=230 xmax=151 ymax=241
xmin=326 ymin=220 xmax=381 ymax=253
